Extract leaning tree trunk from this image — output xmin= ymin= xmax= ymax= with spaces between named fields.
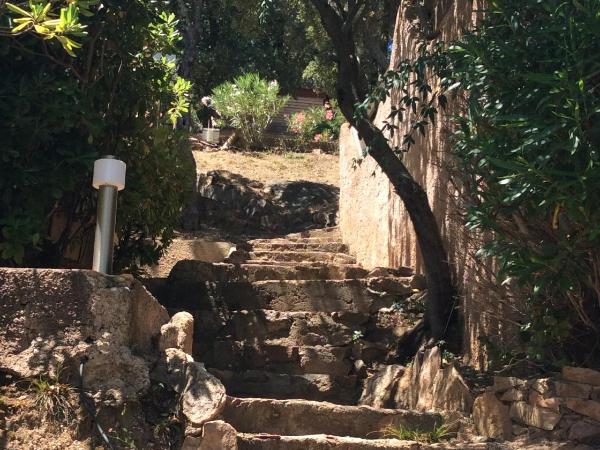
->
xmin=311 ymin=0 xmax=454 ymax=343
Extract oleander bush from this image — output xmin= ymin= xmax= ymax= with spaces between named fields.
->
xmin=211 ymin=73 xmax=289 ymax=149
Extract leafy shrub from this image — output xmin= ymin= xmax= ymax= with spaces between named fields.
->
xmin=288 ymin=101 xmax=345 ymax=146
xmin=446 ymin=0 xmax=600 ymax=365
xmin=0 ymin=1 xmax=194 ymax=270
xmin=211 ymin=73 xmax=289 ymax=149
xmin=363 ymin=0 xmax=600 ymax=367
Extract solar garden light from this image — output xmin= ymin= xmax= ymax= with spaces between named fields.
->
xmin=92 ymin=156 xmax=126 ymax=274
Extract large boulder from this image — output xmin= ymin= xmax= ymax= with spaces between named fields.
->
xmin=0 ymin=268 xmax=169 ymax=404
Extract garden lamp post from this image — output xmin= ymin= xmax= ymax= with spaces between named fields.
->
xmin=92 ymin=156 xmax=126 ymax=274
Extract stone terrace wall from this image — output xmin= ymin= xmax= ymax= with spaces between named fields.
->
xmin=339 ymin=0 xmax=522 ymax=368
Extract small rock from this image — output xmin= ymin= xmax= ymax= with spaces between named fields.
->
xmin=393 ymin=364 xmax=414 ymax=409
xmin=200 ymin=420 xmax=238 ymax=450
xmin=566 ymin=399 xmax=600 ymax=422
xmin=500 ymin=388 xmax=526 ymax=402
xmin=415 ymin=347 xmax=442 ymax=411
xmin=182 ymin=362 xmax=227 ymax=427
xmin=563 ymin=367 xmax=600 ymax=387
xmin=531 ymin=378 xmax=553 ymax=395
xmin=159 ymin=312 xmax=194 ymax=354
xmin=151 ymin=348 xmax=193 ymax=393
xmin=510 ymin=401 xmax=562 ymax=430
xmin=359 ymin=364 xmax=404 ymax=408
xmin=554 ymin=380 xmax=592 ymax=399
xmin=472 ymin=391 xmax=512 ymax=440
xmin=529 ymin=390 xmax=561 ymax=413
xmin=431 ymin=364 xmax=474 ymax=414
xmin=492 ymin=376 xmax=527 ymax=393
xmin=367 ymin=276 xmax=412 ymax=296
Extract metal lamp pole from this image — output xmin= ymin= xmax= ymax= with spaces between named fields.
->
xmin=92 ymin=156 xmax=126 ymax=274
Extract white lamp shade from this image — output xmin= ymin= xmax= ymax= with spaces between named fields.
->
xmin=93 ymin=158 xmax=126 ymax=191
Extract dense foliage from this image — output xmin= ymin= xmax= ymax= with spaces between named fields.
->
xmin=448 ymin=0 xmax=600 ymax=366
xmin=0 ymin=1 xmax=194 ymax=270
xmin=366 ymin=0 xmax=600 ymax=366
xmin=173 ymin=0 xmax=396 ymax=99
xmin=211 ymin=73 xmax=288 ymax=148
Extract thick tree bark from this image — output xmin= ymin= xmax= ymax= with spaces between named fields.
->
xmin=311 ymin=0 xmax=454 ymax=341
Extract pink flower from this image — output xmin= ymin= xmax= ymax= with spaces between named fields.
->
xmin=314 ymin=133 xmax=322 ymax=142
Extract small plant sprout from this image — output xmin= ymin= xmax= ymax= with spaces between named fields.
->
xmin=352 ymin=330 xmax=364 ymax=342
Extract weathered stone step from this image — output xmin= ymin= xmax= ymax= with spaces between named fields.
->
xmin=210 ymin=370 xmax=358 ymax=404
xmin=249 ymin=250 xmax=356 ymax=264
xmin=169 ymin=259 xmax=368 ymax=282
xmin=237 ymin=434 xmax=496 ymax=450
xmin=286 ymin=227 xmax=341 ymax=239
xmin=212 ymin=310 xmax=367 ymax=346
xmin=223 ymin=397 xmax=443 ymax=439
xmin=250 ymin=237 xmax=342 ymax=245
xmin=239 ymin=262 xmax=367 ymax=281
xmin=205 ymin=341 xmax=352 ymax=376
xmin=166 ymin=279 xmax=398 ymax=313
xmin=250 ymin=241 xmax=348 ymax=253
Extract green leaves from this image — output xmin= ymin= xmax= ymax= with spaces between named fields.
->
xmin=448 ymin=0 xmax=600 ymax=365
xmin=5 ymin=1 xmax=91 ymax=56
xmin=1 ymin=0 xmax=194 ymax=270
xmin=212 ymin=73 xmax=289 ymax=149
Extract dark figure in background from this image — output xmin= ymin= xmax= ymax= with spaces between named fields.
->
xmin=197 ymin=96 xmax=221 ymax=128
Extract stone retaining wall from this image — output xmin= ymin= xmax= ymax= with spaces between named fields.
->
xmin=474 ymin=367 xmax=600 ymax=445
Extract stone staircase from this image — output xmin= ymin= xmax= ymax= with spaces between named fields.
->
xmin=153 ymin=227 xmax=492 ymax=449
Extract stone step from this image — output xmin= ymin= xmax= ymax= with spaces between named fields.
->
xmin=237 ymin=434 xmax=495 ymax=450
xmin=249 ymin=237 xmax=343 ymax=245
xmin=166 ymin=279 xmax=399 ymax=313
xmin=286 ymin=227 xmax=341 ymax=239
xmin=210 ymin=370 xmax=358 ymax=404
xmin=169 ymin=259 xmax=368 ymax=282
xmin=223 ymin=397 xmax=443 ymax=439
xmin=250 ymin=241 xmax=348 ymax=253
xmin=249 ymin=250 xmax=356 ymax=264
xmin=240 ymin=263 xmax=367 ymax=281
xmin=207 ymin=310 xmax=367 ymax=346
xmin=204 ymin=341 xmax=352 ymax=376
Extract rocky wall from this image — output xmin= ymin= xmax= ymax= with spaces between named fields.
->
xmin=338 ymin=0 xmax=522 ymax=368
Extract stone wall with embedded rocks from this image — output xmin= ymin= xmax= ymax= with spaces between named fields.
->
xmin=338 ymin=0 xmax=523 ymax=368
xmin=183 ymin=170 xmax=338 ymax=235
xmin=0 ymin=268 xmax=229 ymax=449
xmin=473 ymin=367 xmax=600 ymax=445
xmin=359 ymin=345 xmax=600 ymax=445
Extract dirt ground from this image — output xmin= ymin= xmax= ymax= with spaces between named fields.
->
xmin=192 ymin=148 xmax=340 ymax=188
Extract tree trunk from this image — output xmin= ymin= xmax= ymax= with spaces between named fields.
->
xmin=311 ymin=0 xmax=454 ymax=341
